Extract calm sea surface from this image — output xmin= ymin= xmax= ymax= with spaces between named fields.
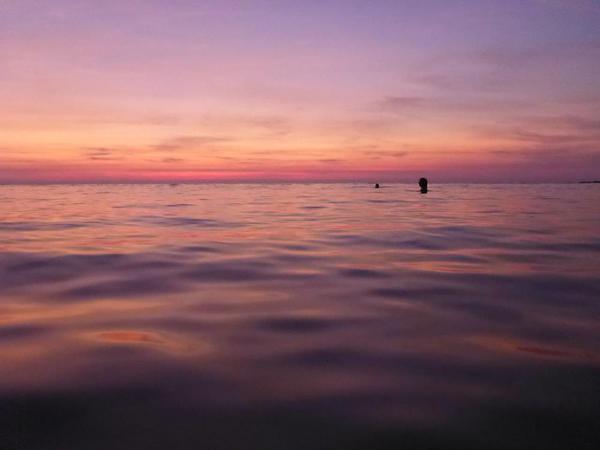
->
xmin=1 ymin=183 xmax=599 ymax=449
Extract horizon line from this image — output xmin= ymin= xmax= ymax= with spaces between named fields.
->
xmin=1 ymin=180 xmax=597 ymax=186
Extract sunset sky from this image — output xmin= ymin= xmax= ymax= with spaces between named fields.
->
xmin=1 ymin=0 xmax=599 ymax=182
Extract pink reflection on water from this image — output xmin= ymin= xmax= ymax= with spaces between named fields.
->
xmin=0 ymin=183 xmax=599 ymax=447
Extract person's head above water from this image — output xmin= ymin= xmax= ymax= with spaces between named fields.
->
xmin=419 ymin=177 xmax=428 ymax=193
xmin=375 ymin=183 xmax=380 ymax=189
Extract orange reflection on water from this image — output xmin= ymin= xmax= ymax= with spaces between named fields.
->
xmin=0 ymin=183 xmax=599 ymax=445
xmin=97 ymin=331 xmax=166 ymax=345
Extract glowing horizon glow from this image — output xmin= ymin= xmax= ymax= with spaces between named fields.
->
xmin=1 ymin=0 xmax=599 ymax=182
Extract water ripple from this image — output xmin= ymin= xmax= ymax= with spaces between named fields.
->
xmin=1 ymin=183 xmax=599 ymax=450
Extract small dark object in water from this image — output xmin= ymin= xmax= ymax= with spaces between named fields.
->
xmin=419 ymin=177 xmax=428 ymax=193
xmin=375 ymin=183 xmax=380 ymax=189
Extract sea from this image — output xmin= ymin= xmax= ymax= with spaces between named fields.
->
xmin=1 ymin=183 xmax=599 ymax=449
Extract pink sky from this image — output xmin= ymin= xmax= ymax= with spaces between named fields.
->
xmin=1 ymin=0 xmax=599 ymax=182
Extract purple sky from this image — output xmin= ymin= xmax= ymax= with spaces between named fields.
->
xmin=1 ymin=0 xmax=599 ymax=182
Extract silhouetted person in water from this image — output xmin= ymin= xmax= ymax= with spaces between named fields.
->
xmin=419 ymin=177 xmax=428 ymax=193
xmin=375 ymin=183 xmax=380 ymax=189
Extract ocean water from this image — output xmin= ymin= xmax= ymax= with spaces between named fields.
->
xmin=1 ymin=183 xmax=599 ymax=449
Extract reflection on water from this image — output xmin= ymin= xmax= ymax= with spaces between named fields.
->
xmin=1 ymin=183 xmax=599 ymax=449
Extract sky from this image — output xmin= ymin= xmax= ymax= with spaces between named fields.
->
xmin=1 ymin=0 xmax=599 ymax=183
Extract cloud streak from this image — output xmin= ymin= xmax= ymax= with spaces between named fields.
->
xmin=1 ymin=1 xmax=599 ymax=182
